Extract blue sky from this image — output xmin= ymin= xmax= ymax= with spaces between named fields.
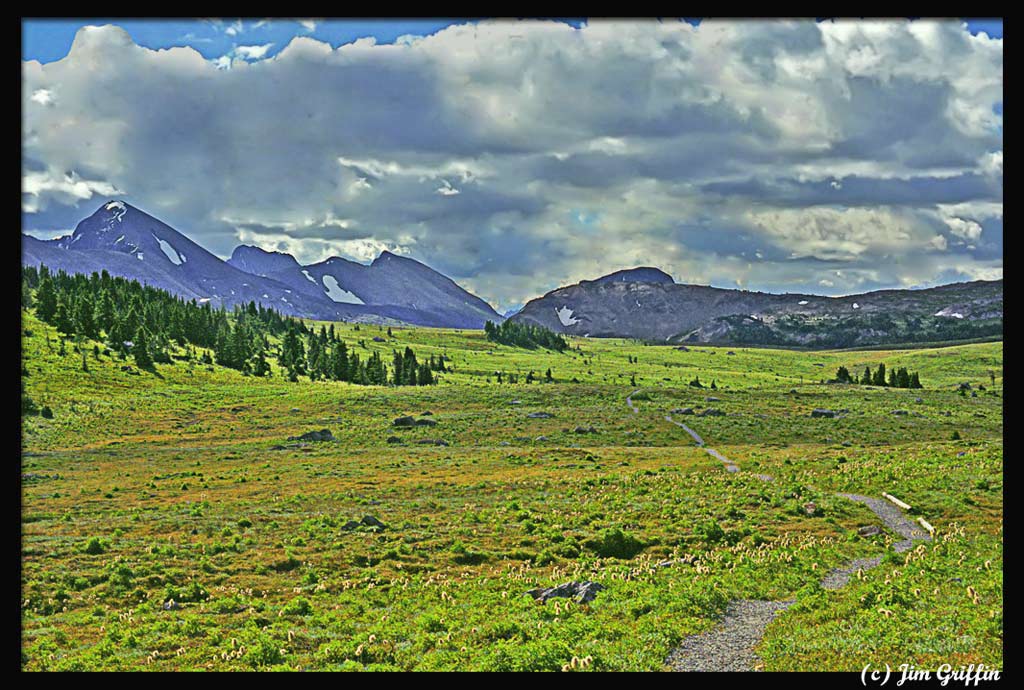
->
xmin=22 ymin=19 xmax=1002 ymax=310
xmin=22 ymin=18 xmax=1001 ymax=63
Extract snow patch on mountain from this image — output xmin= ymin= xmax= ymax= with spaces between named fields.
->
xmin=153 ymin=234 xmax=184 ymax=266
xmin=556 ymin=305 xmax=579 ymax=326
xmin=322 ymin=275 xmax=364 ymax=304
xmin=301 ymin=269 xmax=316 ymax=284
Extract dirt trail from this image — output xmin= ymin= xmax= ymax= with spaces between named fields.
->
xmin=625 ymin=390 xmax=934 ymax=671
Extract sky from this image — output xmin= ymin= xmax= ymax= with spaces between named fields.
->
xmin=22 ymin=18 xmax=1002 ymax=312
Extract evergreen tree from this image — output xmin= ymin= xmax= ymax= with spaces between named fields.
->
xmin=872 ymin=363 xmax=887 ymax=387
xmin=861 ymin=366 xmax=872 ymax=385
xmin=896 ymin=367 xmax=911 ymax=388
xmin=888 ymin=368 xmax=898 ymax=387
xmin=545 ymin=367 xmax=553 ymax=382
xmin=35 ymin=273 xmax=58 ymax=323
xmin=132 ymin=327 xmax=153 ymax=368
xmin=910 ymin=372 xmax=922 ymax=389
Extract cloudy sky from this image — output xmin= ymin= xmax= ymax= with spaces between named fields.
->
xmin=22 ymin=18 xmax=1002 ymax=312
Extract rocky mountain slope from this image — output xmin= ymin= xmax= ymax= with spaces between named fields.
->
xmin=510 ymin=268 xmax=1002 ymax=348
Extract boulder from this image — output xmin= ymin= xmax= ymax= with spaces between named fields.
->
xmin=393 ymin=416 xmax=416 ymax=427
xmin=857 ymin=525 xmax=882 ymax=537
xmin=574 ymin=425 xmax=597 ymax=434
xmin=361 ymin=515 xmax=387 ymax=529
xmin=699 ymin=408 xmax=725 ymax=417
xmin=385 ymin=436 xmax=402 ymax=444
xmin=891 ymin=410 xmax=909 ymax=416
xmin=527 ymin=412 xmax=554 ymax=418
xmin=421 ymin=411 xmax=434 ymax=416
xmin=372 ymin=336 xmax=386 ymax=342
xmin=675 ymin=346 xmax=690 ymax=352
xmin=287 ymin=428 xmax=335 ymax=442
xmin=525 ymin=581 xmax=605 ymax=604
xmin=672 ymin=407 xmax=695 ymax=415
xmin=811 ymin=408 xmax=838 ymax=418
xmin=726 ymin=351 xmax=736 ymax=355
xmin=415 ymin=418 xmax=438 ymax=426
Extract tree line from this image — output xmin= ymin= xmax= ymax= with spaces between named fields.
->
xmin=23 ymin=264 xmax=438 ymax=386
xmin=484 ymin=320 xmax=568 ymax=351
xmin=835 ymin=363 xmax=922 ymax=388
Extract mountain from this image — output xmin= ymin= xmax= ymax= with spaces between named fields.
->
xmin=226 ymin=245 xmax=301 ymax=277
xmin=233 ymin=245 xmax=502 ymax=328
xmin=510 ymin=268 xmax=1003 ymax=349
xmin=22 ymin=201 xmax=502 ymax=328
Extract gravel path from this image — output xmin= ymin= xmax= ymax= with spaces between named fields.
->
xmin=666 ymin=599 xmax=794 ymax=672
xmin=819 ymin=556 xmax=885 ymax=590
xmin=626 ymin=390 xmax=641 ymax=414
xmin=633 ymin=391 xmax=933 ymax=671
xmin=836 ymin=493 xmax=931 ymax=552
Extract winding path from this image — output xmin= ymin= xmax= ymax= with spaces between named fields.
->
xmin=624 ymin=390 xmax=933 ymax=671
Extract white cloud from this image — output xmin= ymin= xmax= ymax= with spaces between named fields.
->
xmin=21 ymin=20 xmax=1003 ymax=309
xmin=30 ymin=88 xmax=53 ymax=106
xmin=298 ymin=19 xmax=318 ymax=33
xmin=224 ymin=20 xmax=243 ymax=37
xmin=234 ymin=43 xmax=274 ymax=60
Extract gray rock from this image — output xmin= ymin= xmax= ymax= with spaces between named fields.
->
xmin=510 ymin=400 xmax=522 ymax=405
xmin=526 ymin=581 xmax=605 ymax=604
xmin=385 ymin=436 xmax=402 ymax=444
xmin=858 ymin=525 xmax=882 ymax=537
xmin=535 ymin=436 xmax=549 ymax=441
xmin=287 ymin=428 xmax=335 ymax=442
xmin=705 ymin=396 xmax=721 ymax=402
xmin=415 ymin=418 xmax=438 ymax=426
xmin=340 ymin=520 xmax=361 ymax=531
xmin=699 ymin=408 xmax=725 ymax=417
xmin=891 ymin=410 xmax=909 ymax=416
xmin=675 ymin=346 xmax=690 ymax=351
xmin=726 ymin=351 xmax=736 ymax=355
xmin=672 ymin=407 xmax=695 ymax=415
xmin=163 ymin=600 xmax=182 ymax=611
xmin=361 ymin=515 xmax=387 ymax=529
xmin=810 ymin=408 xmax=838 ymax=418
xmin=421 ymin=411 xmax=433 ymax=416
xmin=393 ymin=416 xmax=416 ymax=427
xmin=414 ymin=438 xmax=449 ymax=446
xmin=527 ymin=412 xmax=554 ymax=418
xmin=574 ymin=425 xmax=597 ymax=434
xmin=915 ymin=397 xmax=924 ymax=403
xmin=372 ymin=336 xmax=386 ymax=342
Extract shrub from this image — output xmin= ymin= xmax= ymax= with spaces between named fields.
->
xmin=585 ymin=527 xmax=646 ymax=559
xmin=83 ymin=537 xmax=106 ymax=555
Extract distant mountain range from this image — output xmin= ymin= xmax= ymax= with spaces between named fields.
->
xmin=21 ymin=201 xmax=1003 ymax=347
xmin=510 ymin=267 xmax=1003 ymax=348
xmin=21 ymin=201 xmax=502 ymax=328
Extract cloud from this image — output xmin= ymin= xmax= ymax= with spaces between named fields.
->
xmin=298 ymin=19 xmax=317 ymax=33
xmin=234 ymin=43 xmax=274 ymax=60
xmin=22 ymin=19 xmax=1003 ymax=310
xmin=30 ymin=88 xmax=53 ymax=105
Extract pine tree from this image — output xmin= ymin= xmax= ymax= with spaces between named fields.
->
xmin=861 ymin=366 xmax=872 ymax=385
xmin=545 ymin=367 xmax=553 ymax=382
xmin=888 ymin=368 xmax=898 ymax=387
xmin=910 ymin=372 xmax=922 ymax=389
xmin=132 ymin=327 xmax=153 ymax=368
xmin=896 ymin=367 xmax=911 ymax=388
xmin=872 ymin=363 xmax=887 ymax=387
xmin=35 ymin=274 xmax=58 ymax=323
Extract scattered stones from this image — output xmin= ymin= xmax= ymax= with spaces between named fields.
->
xmin=857 ymin=525 xmax=882 ymax=537
xmin=699 ymin=408 xmax=725 ymax=417
xmin=672 ymin=407 xmax=695 ymax=415
xmin=667 ymin=600 xmax=793 ymax=672
xmin=527 ymin=412 xmax=554 ymax=418
xmin=393 ymin=416 xmax=416 ymax=427
xmin=526 ymin=581 xmax=605 ymax=604
xmin=287 ymin=428 xmax=335 ymax=442
xmin=810 ymin=408 xmax=838 ymax=418
xmin=342 ymin=515 xmax=388 ymax=532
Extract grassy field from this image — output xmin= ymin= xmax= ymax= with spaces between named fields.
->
xmin=21 ymin=312 xmax=1003 ymax=671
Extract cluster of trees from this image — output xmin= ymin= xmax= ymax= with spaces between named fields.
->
xmin=24 ymin=264 xmax=436 ymax=387
xmin=484 ymin=320 xmax=568 ymax=351
xmin=835 ymin=364 xmax=922 ymax=388
xmin=392 ymin=346 xmax=445 ymax=386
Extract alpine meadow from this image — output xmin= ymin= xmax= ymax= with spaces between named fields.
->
xmin=22 ymin=17 xmax=1002 ymax=674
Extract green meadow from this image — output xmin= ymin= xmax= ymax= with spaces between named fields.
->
xmin=21 ymin=311 xmax=1003 ymax=671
